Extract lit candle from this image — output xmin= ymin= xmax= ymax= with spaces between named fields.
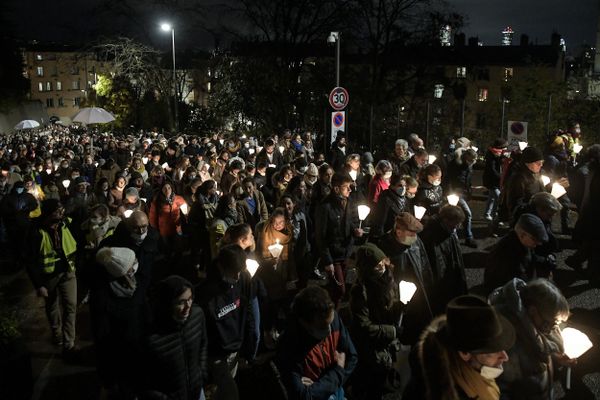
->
xmin=470 ymin=146 xmax=478 ymax=153
xmin=62 ymin=179 xmax=71 ymax=189
xmin=551 ymin=183 xmax=566 ymax=199
xmin=123 ymin=209 xmax=133 ymax=218
xmin=161 ymin=162 xmax=169 ymax=169
xmin=140 ymin=198 xmax=147 ymax=203
xmin=541 ymin=175 xmax=551 ymax=186
xmin=573 ymin=143 xmax=583 ymax=154
xmin=268 ymin=238 xmax=284 ymax=258
xmin=94 ymin=162 xmax=99 ymax=167
xmin=278 ymin=145 xmax=285 ymax=154
xmin=399 ymin=280 xmax=417 ymax=304
xmin=46 ymin=169 xmax=52 ymax=175
xmin=561 ymin=327 xmax=593 ymax=389
xmin=180 ymin=203 xmax=189 ymax=215
xmin=248 ymin=148 xmax=255 ymax=155
xmin=447 ymin=194 xmax=459 ymax=206
xmin=245 ymin=259 xmax=259 ymax=277
xmin=428 ymin=155 xmax=437 ymax=164
xmin=357 ymin=205 xmax=371 ymax=229
xmin=349 ymin=170 xmax=358 ymax=181
xmin=142 ymin=157 xmax=149 ymax=164
xmin=518 ymin=141 xmax=528 ymax=151
xmin=268 ymin=164 xmax=277 ymax=169
xmin=414 ymin=206 xmax=426 ymax=220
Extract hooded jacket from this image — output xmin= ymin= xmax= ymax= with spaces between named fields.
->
xmin=489 ymin=279 xmax=561 ymax=400
xmin=415 ymin=180 xmax=444 ymax=217
xmin=371 ymin=187 xmax=410 ymax=238
xmin=315 ymin=193 xmax=360 ymax=266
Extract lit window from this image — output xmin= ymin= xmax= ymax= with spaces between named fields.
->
xmin=46 ymin=82 xmax=52 ymax=91
xmin=477 ymin=88 xmax=488 ymax=102
xmin=72 ymin=80 xmax=80 ymax=90
xmin=207 ymin=82 xmax=211 ymax=92
xmin=36 ymin=66 xmax=44 ymax=76
xmin=56 ymin=81 xmax=62 ymax=91
xmin=456 ymin=67 xmax=466 ymax=78
xmin=434 ymin=84 xmax=444 ymax=99
xmin=503 ymin=68 xmax=513 ymax=81
xmin=46 ymin=98 xmax=54 ymax=108
xmin=58 ymin=98 xmax=65 ymax=107
xmin=36 ymin=54 xmax=43 ymax=61
xmin=38 ymin=82 xmax=44 ymax=92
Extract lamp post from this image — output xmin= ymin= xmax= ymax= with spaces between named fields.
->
xmin=160 ymin=22 xmax=178 ymax=132
xmin=327 ymin=31 xmax=340 ymax=87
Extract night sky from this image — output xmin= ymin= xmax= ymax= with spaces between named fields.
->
xmin=4 ymin=0 xmax=599 ymax=53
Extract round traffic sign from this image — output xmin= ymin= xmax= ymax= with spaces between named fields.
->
xmin=333 ymin=112 xmax=344 ymax=128
xmin=329 ymin=87 xmax=349 ymax=110
xmin=510 ymin=121 xmax=525 ymax=135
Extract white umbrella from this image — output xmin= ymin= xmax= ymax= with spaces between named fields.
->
xmin=14 ymin=120 xmax=40 ymax=130
xmin=72 ymin=107 xmax=116 ymax=125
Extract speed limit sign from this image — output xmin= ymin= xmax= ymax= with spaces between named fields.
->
xmin=329 ymin=87 xmax=349 ymax=111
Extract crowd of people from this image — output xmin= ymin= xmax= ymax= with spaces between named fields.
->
xmin=1 ymin=122 xmax=598 ymax=400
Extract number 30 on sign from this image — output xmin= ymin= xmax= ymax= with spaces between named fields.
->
xmin=329 ymin=87 xmax=349 ymax=111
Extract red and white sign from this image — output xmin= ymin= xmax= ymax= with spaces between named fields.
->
xmin=329 ymin=87 xmax=349 ymax=111
xmin=331 ymin=111 xmax=345 ymax=143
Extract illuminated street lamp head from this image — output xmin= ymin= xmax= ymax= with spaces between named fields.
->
xmin=327 ymin=31 xmax=339 ymax=44
xmin=160 ymin=23 xmax=172 ymax=32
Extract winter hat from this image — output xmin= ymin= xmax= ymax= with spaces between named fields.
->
xmin=96 ymin=247 xmax=137 ymax=279
xmin=41 ymin=199 xmax=62 ymax=218
xmin=445 ymin=295 xmax=515 ymax=354
xmin=130 ymin=171 xmax=143 ymax=181
xmin=456 ymin=137 xmax=471 ymax=149
xmin=74 ymin=176 xmax=89 ymax=186
xmin=395 ymin=212 xmax=423 ymax=233
xmin=356 ymin=243 xmax=387 ymax=274
xmin=521 ymin=147 xmax=544 ymax=163
xmin=516 ymin=213 xmax=548 ymax=243
xmin=125 ymin=187 xmax=139 ymax=199
xmin=305 ymin=163 xmax=318 ymax=177
xmin=492 ymin=138 xmax=508 ymax=149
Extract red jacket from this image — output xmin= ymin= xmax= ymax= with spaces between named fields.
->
xmin=368 ymin=175 xmax=389 ymax=205
xmin=149 ymin=195 xmax=186 ymax=237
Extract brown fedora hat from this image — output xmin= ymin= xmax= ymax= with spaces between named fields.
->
xmin=446 ymin=295 xmax=515 ymax=354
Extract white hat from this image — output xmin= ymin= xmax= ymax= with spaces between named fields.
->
xmin=96 ymin=247 xmax=136 ymax=278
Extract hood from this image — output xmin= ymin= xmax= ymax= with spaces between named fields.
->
xmin=489 ymin=278 xmax=527 ymax=317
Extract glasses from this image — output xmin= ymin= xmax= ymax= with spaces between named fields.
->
xmin=174 ymin=297 xmax=193 ymax=307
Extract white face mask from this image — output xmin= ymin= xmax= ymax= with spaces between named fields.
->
xmin=383 ymin=171 xmax=393 ymax=180
xmin=400 ymin=235 xmax=417 ymax=246
xmin=480 ymin=365 xmax=504 ymax=380
xmin=432 ymin=179 xmax=441 ymax=186
xmin=131 ymin=231 xmax=148 ymax=244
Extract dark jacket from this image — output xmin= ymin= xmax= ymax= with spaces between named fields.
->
xmin=256 ymin=149 xmax=283 ymax=170
xmin=414 ymin=180 xmax=443 ymax=217
xmin=141 ymin=305 xmax=208 ymax=400
xmin=196 ymin=270 xmax=257 ymax=359
xmin=419 ymin=217 xmax=468 ymax=314
xmin=445 ymin=159 xmax=472 ymax=197
xmin=398 ymin=157 xmax=421 ymax=179
xmin=1 ymin=189 xmax=37 ymax=232
xmin=236 ymin=190 xmax=269 ymax=230
xmin=483 ymin=149 xmax=503 ymax=189
xmin=276 ymin=311 xmax=358 ymax=400
xmin=377 ymin=234 xmax=434 ymax=345
xmin=503 ymin=163 xmax=546 ymax=214
xmin=371 ymin=188 xmax=410 ymax=238
xmin=573 ymin=160 xmax=600 ymax=240
xmin=315 ymin=194 xmax=359 ymax=266
xmin=328 ymin=145 xmax=347 ymax=172
xmin=483 ymin=231 xmax=547 ymax=294
xmin=489 ymin=279 xmax=561 ymax=400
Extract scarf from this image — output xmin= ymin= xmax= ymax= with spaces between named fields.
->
xmin=260 ymin=224 xmax=291 ymax=261
xmin=449 ymin=352 xmax=500 ymax=400
xmin=109 ymin=276 xmax=137 ymax=298
xmin=489 ymin=147 xmax=503 ymax=157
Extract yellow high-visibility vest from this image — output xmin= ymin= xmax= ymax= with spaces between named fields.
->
xmin=39 ymin=221 xmax=77 ymax=274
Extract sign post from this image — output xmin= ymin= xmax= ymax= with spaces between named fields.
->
xmin=329 ymin=87 xmax=349 ymax=144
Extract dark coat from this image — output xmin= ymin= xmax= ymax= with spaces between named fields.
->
xmin=141 ymin=305 xmax=208 ymax=400
xmin=377 ymin=234 xmax=434 ymax=345
xmin=503 ymin=163 xmax=545 ymax=214
xmin=371 ymin=188 xmax=410 ymax=238
xmin=414 ymin=180 xmax=443 ymax=217
xmin=398 ymin=157 xmax=421 ymax=179
xmin=236 ymin=190 xmax=269 ymax=230
xmin=489 ymin=279 xmax=561 ymax=400
xmin=276 ymin=312 xmax=358 ymax=400
xmin=315 ymin=193 xmax=360 ymax=266
xmin=256 ymin=149 xmax=283 ymax=170
xmin=419 ymin=217 xmax=468 ymax=314
xmin=573 ymin=161 xmax=600 ymax=240
xmin=328 ymin=145 xmax=347 ymax=172
xmin=483 ymin=149 xmax=503 ymax=189
xmin=483 ymin=231 xmax=547 ymax=294
xmin=445 ymin=159 xmax=472 ymax=197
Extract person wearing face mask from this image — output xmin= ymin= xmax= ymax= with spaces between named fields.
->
xmin=328 ymin=132 xmax=347 ymax=172
xmin=483 ymin=138 xmax=508 ymax=222
xmin=377 ymin=212 xmax=434 ymax=345
xmin=502 ymin=146 xmax=547 ymax=218
xmin=24 ymin=199 xmax=79 ymax=358
xmin=81 ymin=204 xmax=121 ymax=250
xmin=371 ymin=174 xmax=418 ymax=239
xmin=303 ymin=162 xmax=319 ymax=198
xmin=415 ymin=164 xmax=444 ymax=219
xmin=276 ymin=286 xmax=357 ymax=400
xmin=488 ymin=278 xmax=573 ymax=400
xmin=399 ymin=148 xmax=429 ymax=179
xmin=368 ymin=160 xmax=393 ymax=205
xmin=446 ymin=149 xmax=478 ymax=248
xmin=484 ymin=214 xmax=551 ymax=294
xmin=209 ymin=194 xmax=240 ymax=259
xmin=142 ymin=275 xmax=208 ymax=400
xmin=91 ymin=247 xmax=148 ymax=399
xmin=416 ymin=295 xmax=515 ymax=400
xmin=542 ymin=135 xmax=572 ymax=234
xmin=197 ymin=245 xmax=257 ymax=400
xmin=419 ymin=205 xmax=468 ymax=314
xmin=350 ymin=243 xmax=405 ymax=400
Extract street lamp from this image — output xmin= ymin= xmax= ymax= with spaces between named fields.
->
xmin=160 ymin=22 xmax=178 ymax=132
xmin=327 ymin=31 xmax=340 ymax=87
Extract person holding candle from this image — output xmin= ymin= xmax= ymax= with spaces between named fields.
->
xmin=255 ymin=207 xmax=297 ymax=349
xmin=503 ymin=147 xmax=546 ymax=218
xmin=415 ymin=164 xmax=444 ymax=220
xmin=350 ymin=243 xmax=405 ymax=400
xmin=445 ymin=148 xmax=478 ymax=248
xmin=489 ymin=278 xmax=573 ymax=400
xmin=371 ymin=174 xmax=418 ymax=239
xmin=543 ymin=135 xmax=572 ymax=234
xmin=342 ymin=153 xmax=368 ymax=199
xmin=315 ymin=173 xmax=362 ymax=308
xmin=483 ymin=138 xmax=508 ymax=222
xmin=116 ymin=187 xmax=146 ymax=219
xmin=368 ymin=159 xmax=393 ymax=205
xmin=148 ymin=181 xmax=187 ymax=259
xmin=107 ymin=173 xmax=127 ymax=215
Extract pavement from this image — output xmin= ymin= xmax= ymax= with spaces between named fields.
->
xmin=1 ymin=173 xmax=599 ymax=399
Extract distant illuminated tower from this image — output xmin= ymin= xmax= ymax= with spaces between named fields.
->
xmin=440 ymin=25 xmax=452 ymax=46
xmin=502 ymin=26 xmax=514 ymax=46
